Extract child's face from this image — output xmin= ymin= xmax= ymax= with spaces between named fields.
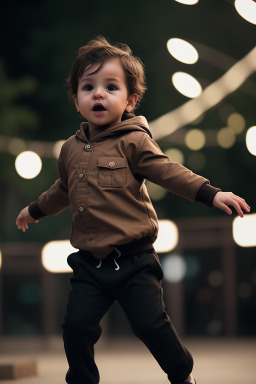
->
xmin=73 ymin=57 xmax=138 ymax=132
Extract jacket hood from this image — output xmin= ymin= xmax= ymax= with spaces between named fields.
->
xmin=76 ymin=116 xmax=152 ymax=142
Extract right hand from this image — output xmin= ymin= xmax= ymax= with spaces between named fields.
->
xmin=16 ymin=206 xmax=39 ymax=232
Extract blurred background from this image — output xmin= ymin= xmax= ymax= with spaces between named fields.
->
xmin=0 ymin=0 xmax=256 ymax=354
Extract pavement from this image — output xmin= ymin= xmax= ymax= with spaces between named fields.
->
xmin=0 ymin=337 xmax=255 ymax=384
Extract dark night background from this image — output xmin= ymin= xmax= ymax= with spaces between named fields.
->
xmin=0 ymin=0 xmax=255 ymax=338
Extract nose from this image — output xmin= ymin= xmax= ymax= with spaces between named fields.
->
xmin=93 ymin=87 xmax=104 ymax=99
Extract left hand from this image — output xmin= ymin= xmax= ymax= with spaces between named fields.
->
xmin=212 ymin=192 xmax=250 ymax=218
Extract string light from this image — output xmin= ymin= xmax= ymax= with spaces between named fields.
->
xmin=233 ymin=214 xmax=256 ymax=247
xmin=246 ymin=126 xmax=256 ymax=156
xmin=15 ymin=151 xmax=42 ymax=179
xmin=234 ymin=0 xmax=256 ymax=25
xmin=167 ymin=38 xmax=199 ymax=64
xmin=173 ymin=0 xmax=199 ymax=4
xmin=217 ymin=127 xmax=236 ymax=149
xmin=185 ymin=129 xmax=206 ymax=150
xmin=42 ymin=241 xmax=76 ymax=273
xmin=172 ymin=72 xmax=202 ymax=98
xmin=154 ymin=220 xmax=179 ymax=253
xmin=164 ymin=148 xmax=184 ymax=164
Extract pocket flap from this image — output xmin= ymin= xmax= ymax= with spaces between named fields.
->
xmin=97 ymin=157 xmax=127 ymax=169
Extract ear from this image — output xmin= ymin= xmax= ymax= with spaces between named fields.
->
xmin=126 ymin=93 xmax=138 ymax=113
xmin=73 ymin=94 xmax=80 ymax=113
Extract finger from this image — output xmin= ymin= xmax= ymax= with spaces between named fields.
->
xmin=229 ymin=200 xmax=244 ymax=218
xmin=232 ymin=196 xmax=251 ymax=212
xmin=16 ymin=216 xmax=22 ymax=226
xmin=218 ymin=202 xmax=233 ymax=215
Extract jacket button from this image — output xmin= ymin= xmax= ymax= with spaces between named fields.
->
xmin=85 ymin=144 xmax=91 ymax=150
xmin=78 ymin=206 xmax=85 ymax=212
xmin=109 ymin=161 xmax=116 ymax=168
xmin=78 ymin=173 xmax=84 ymax=179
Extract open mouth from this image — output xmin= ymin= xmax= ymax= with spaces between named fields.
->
xmin=92 ymin=104 xmax=106 ymax=111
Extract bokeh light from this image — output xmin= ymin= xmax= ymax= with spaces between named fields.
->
xmin=42 ymin=241 xmax=77 ymax=273
xmin=53 ymin=140 xmax=65 ymax=158
xmin=235 ymin=0 xmax=256 ymax=25
xmin=185 ymin=254 xmax=201 ymax=278
xmin=154 ymin=220 xmax=179 ymax=253
xmin=8 ymin=138 xmax=26 ymax=155
xmin=164 ymin=148 xmax=184 ymax=164
xmin=172 ymin=72 xmax=202 ymax=98
xmin=146 ymin=181 xmax=167 ymax=201
xmin=227 ymin=113 xmax=246 ymax=134
xmin=246 ymin=126 xmax=256 ymax=156
xmin=185 ymin=129 xmax=206 ymax=150
xmin=174 ymin=0 xmax=199 ymax=4
xmin=162 ymin=254 xmax=186 ymax=283
xmin=15 ymin=151 xmax=42 ymax=179
xmin=217 ymin=127 xmax=236 ymax=148
xmin=233 ymin=214 xmax=256 ymax=247
xmin=167 ymin=38 xmax=198 ymax=64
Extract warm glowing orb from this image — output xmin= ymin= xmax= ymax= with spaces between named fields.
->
xmin=154 ymin=220 xmax=179 ymax=253
xmin=185 ymin=129 xmax=206 ymax=151
xmin=174 ymin=0 xmax=199 ymax=4
xmin=233 ymin=214 xmax=256 ymax=247
xmin=246 ymin=126 xmax=256 ymax=156
xmin=167 ymin=38 xmax=198 ymax=64
xmin=15 ymin=151 xmax=42 ymax=179
xmin=172 ymin=72 xmax=202 ymax=98
xmin=235 ymin=0 xmax=256 ymax=25
xmin=42 ymin=241 xmax=77 ymax=273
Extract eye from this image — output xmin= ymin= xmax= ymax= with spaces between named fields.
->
xmin=83 ymin=84 xmax=93 ymax=91
xmin=106 ymin=84 xmax=117 ymax=91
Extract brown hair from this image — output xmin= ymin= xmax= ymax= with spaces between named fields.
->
xmin=66 ymin=36 xmax=147 ymax=119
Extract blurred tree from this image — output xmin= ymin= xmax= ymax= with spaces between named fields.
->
xmin=0 ymin=61 xmax=39 ymax=137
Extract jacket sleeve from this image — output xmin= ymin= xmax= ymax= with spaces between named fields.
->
xmin=133 ymin=134 xmax=219 ymax=203
xmin=28 ymin=145 xmax=70 ymax=219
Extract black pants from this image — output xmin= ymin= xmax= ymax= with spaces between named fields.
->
xmin=62 ymin=249 xmax=193 ymax=384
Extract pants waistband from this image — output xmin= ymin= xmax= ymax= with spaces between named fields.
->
xmin=79 ymin=237 xmax=154 ymax=260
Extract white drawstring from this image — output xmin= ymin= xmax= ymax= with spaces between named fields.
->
xmin=112 ymin=246 xmax=121 ymax=271
xmin=95 ymin=247 xmax=121 ymax=270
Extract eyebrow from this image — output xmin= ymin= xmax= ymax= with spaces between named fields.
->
xmin=80 ymin=77 xmax=121 ymax=83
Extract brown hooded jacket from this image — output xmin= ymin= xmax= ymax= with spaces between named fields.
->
xmin=29 ymin=116 xmax=217 ymax=258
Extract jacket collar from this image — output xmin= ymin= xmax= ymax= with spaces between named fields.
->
xmin=76 ymin=116 xmax=152 ymax=143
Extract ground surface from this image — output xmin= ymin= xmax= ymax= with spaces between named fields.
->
xmin=0 ymin=338 xmax=255 ymax=384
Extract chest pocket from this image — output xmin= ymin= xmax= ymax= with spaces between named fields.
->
xmin=97 ymin=157 xmax=128 ymax=188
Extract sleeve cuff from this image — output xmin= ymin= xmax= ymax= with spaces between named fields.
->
xmin=28 ymin=201 xmax=47 ymax=220
xmin=195 ymin=182 xmax=221 ymax=207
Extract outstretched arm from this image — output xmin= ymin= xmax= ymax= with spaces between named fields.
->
xmin=16 ymin=206 xmax=39 ymax=232
xmin=212 ymin=192 xmax=250 ymax=218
